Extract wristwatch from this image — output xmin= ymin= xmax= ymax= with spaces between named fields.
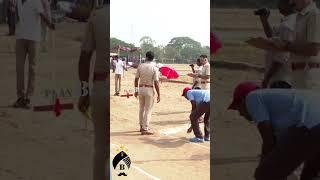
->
xmin=80 ymin=81 xmax=89 ymax=96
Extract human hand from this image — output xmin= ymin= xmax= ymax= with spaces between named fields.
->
xmin=49 ymin=23 xmax=55 ymax=30
xmin=78 ymin=95 xmax=90 ymax=113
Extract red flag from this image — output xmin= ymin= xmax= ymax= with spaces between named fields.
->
xmin=54 ymin=98 xmax=62 ymax=117
xmin=210 ymin=32 xmax=222 ymax=55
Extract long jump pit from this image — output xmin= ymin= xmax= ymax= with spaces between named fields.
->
xmin=110 ymin=64 xmax=210 ymax=179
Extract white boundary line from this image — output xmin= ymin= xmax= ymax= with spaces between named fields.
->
xmin=111 ymin=143 xmax=161 ymax=180
xmin=165 ymin=134 xmax=210 ymax=150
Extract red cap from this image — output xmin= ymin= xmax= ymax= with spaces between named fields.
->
xmin=182 ymin=87 xmax=191 ymax=96
xmin=228 ymin=81 xmax=259 ymax=110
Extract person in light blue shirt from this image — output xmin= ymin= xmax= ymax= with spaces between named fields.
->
xmin=228 ymin=81 xmax=320 ymax=180
xmin=182 ymin=88 xmax=210 ymax=143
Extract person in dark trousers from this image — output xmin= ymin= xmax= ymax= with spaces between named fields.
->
xmin=228 ymin=81 xmax=320 ymax=180
xmin=182 ymin=87 xmax=210 ymax=143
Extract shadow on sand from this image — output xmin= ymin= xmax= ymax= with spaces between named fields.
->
xmin=133 ymin=153 xmax=210 ymax=164
xmin=213 ymin=156 xmax=258 ymax=165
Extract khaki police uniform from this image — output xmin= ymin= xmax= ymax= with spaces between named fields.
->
xmin=200 ymin=62 xmax=210 ymax=90
xmin=81 ymin=5 xmax=109 ymax=180
xmin=290 ymin=2 xmax=320 ymax=89
xmin=135 ymin=61 xmax=159 ymax=131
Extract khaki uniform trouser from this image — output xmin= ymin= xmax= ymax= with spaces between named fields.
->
xmin=90 ymin=81 xmax=109 ymax=180
xmin=291 ymin=68 xmax=320 ymax=90
xmin=201 ymin=83 xmax=210 ymax=90
xmin=16 ymin=39 xmax=39 ymax=98
xmin=114 ymin=74 xmax=121 ymax=93
xmin=139 ymin=87 xmax=154 ymax=130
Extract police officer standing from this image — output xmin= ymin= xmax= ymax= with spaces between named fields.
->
xmin=277 ymin=0 xmax=320 ymax=89
xmin=134 ymin=51 xmax=160 ymax=135
xmin=77 ymin=0 xmax=109 ymax=179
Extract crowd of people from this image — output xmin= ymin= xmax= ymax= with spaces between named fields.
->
xmin=227 ymin=0 xmax=320 ymax=179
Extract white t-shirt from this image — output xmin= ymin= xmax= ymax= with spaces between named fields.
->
xmin=16 ymin=0 xmax=44 ymax=42
xmin=115 ymin=60 xmax=125 ymax=75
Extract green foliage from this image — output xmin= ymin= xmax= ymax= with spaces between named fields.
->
xmin=110 ymin=37 xmax=135 ymax=49
xmin=110 ymin=36 xmax=209 ymax=64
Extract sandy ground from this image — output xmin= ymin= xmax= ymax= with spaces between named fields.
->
xmin=0 ymin=23 xmax=210 ymax=179
xmin=110 ymin=65 xmax=210 ymax=180
xmin=0 ymin=23 xmax=103 ymax=180
xmin=212 ymin=8 xmax=300 ymax=180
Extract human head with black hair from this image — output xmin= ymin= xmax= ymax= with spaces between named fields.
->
xmin=196 ymin=58 xmax=202 ymax=66
xmin=199 ymin=54 xmax=208 ymax=65
xmin=145 ymin=51 xmax=155 ymax=61
xmin=278 ymin=0 xmax=296 ymax=16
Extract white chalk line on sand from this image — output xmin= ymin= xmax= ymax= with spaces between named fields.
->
xmin=111 ymin=143 xmax=161 ymax=180
xmin=159 ymin=124 xmax=210 ymax=150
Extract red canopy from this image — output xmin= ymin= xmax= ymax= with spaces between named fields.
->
xmin=112 ymin=45 xmax=141 ymax=52
xmin=210 ymin=32 xmax=222 ymax=54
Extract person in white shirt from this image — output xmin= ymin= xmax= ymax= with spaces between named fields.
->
xmin=114 ymin=57 xmax=127 ymax=96
xmin=190 ymin=58 xmax=203 ymax=89
xmin=13 ymin=0 xmax=55 ymax=108
xmin=199 ymin=55 xmax=210 ymax=90
xmin=259 ymin=0 xmax=296 ymax=88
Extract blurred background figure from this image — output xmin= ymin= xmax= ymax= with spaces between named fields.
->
xmin=40 ymin=0 xmax=52 ymax=52
xmin=6 ymin=0 xmax=17 ymax=36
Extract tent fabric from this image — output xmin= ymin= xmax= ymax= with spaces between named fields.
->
xmin=111 ymin=45 xmax=140 ymax=52
xmin=210 ymin=32 xmax=222 ymax=55
xmin=160 ymin=66 xmax=179 ymax=79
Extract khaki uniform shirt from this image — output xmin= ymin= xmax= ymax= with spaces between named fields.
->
xmin=135 ymin=61 xmax=159 ymax=86
xmin=81 ymin=5 xmax=109 ymax=73
xmin=291 ymin=2 xmax=320 ymax=64
xmin=201 ymin=62 xmax=210 ymax=90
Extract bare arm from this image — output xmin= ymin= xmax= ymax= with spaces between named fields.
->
xmin=198 ymin=74 xmax=210 ymax=79
xmin=40 ymin=13 xmax=54 ymax=29
xmin=78 ymin=51 xmax=93 ymax=82
xmin=286 ymin=42 xmax=320 ymax=57
xmin=154 ymin=80 xmax=160 ymax=103
xmin=260 ymin=16 xmax=273 ymax=38
xmin=134 ymin=78 xmax=139 ymax=88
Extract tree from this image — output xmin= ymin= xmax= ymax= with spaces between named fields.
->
xmin=110 ymin=37 xmax=135 ymax=49
xmin=166 ymin=37 xmax=205 ymax=63
xmin=139 ymin=36 xmax=155 ymax=56
xmin=167 ymin=37 xmax=202 ymax=50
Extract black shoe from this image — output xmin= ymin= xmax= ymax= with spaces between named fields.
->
xmin=23 ymin=98 xmax=31 ymax=109
xmin=13 ymin=97 xmax=26 ymax=108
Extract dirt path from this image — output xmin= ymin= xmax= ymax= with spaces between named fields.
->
xmin=110 ymin=65 xmax=210 ymax=180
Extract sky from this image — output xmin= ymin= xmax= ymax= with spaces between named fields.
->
xmin=110 ymin=0 xmax=210 ymax=47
